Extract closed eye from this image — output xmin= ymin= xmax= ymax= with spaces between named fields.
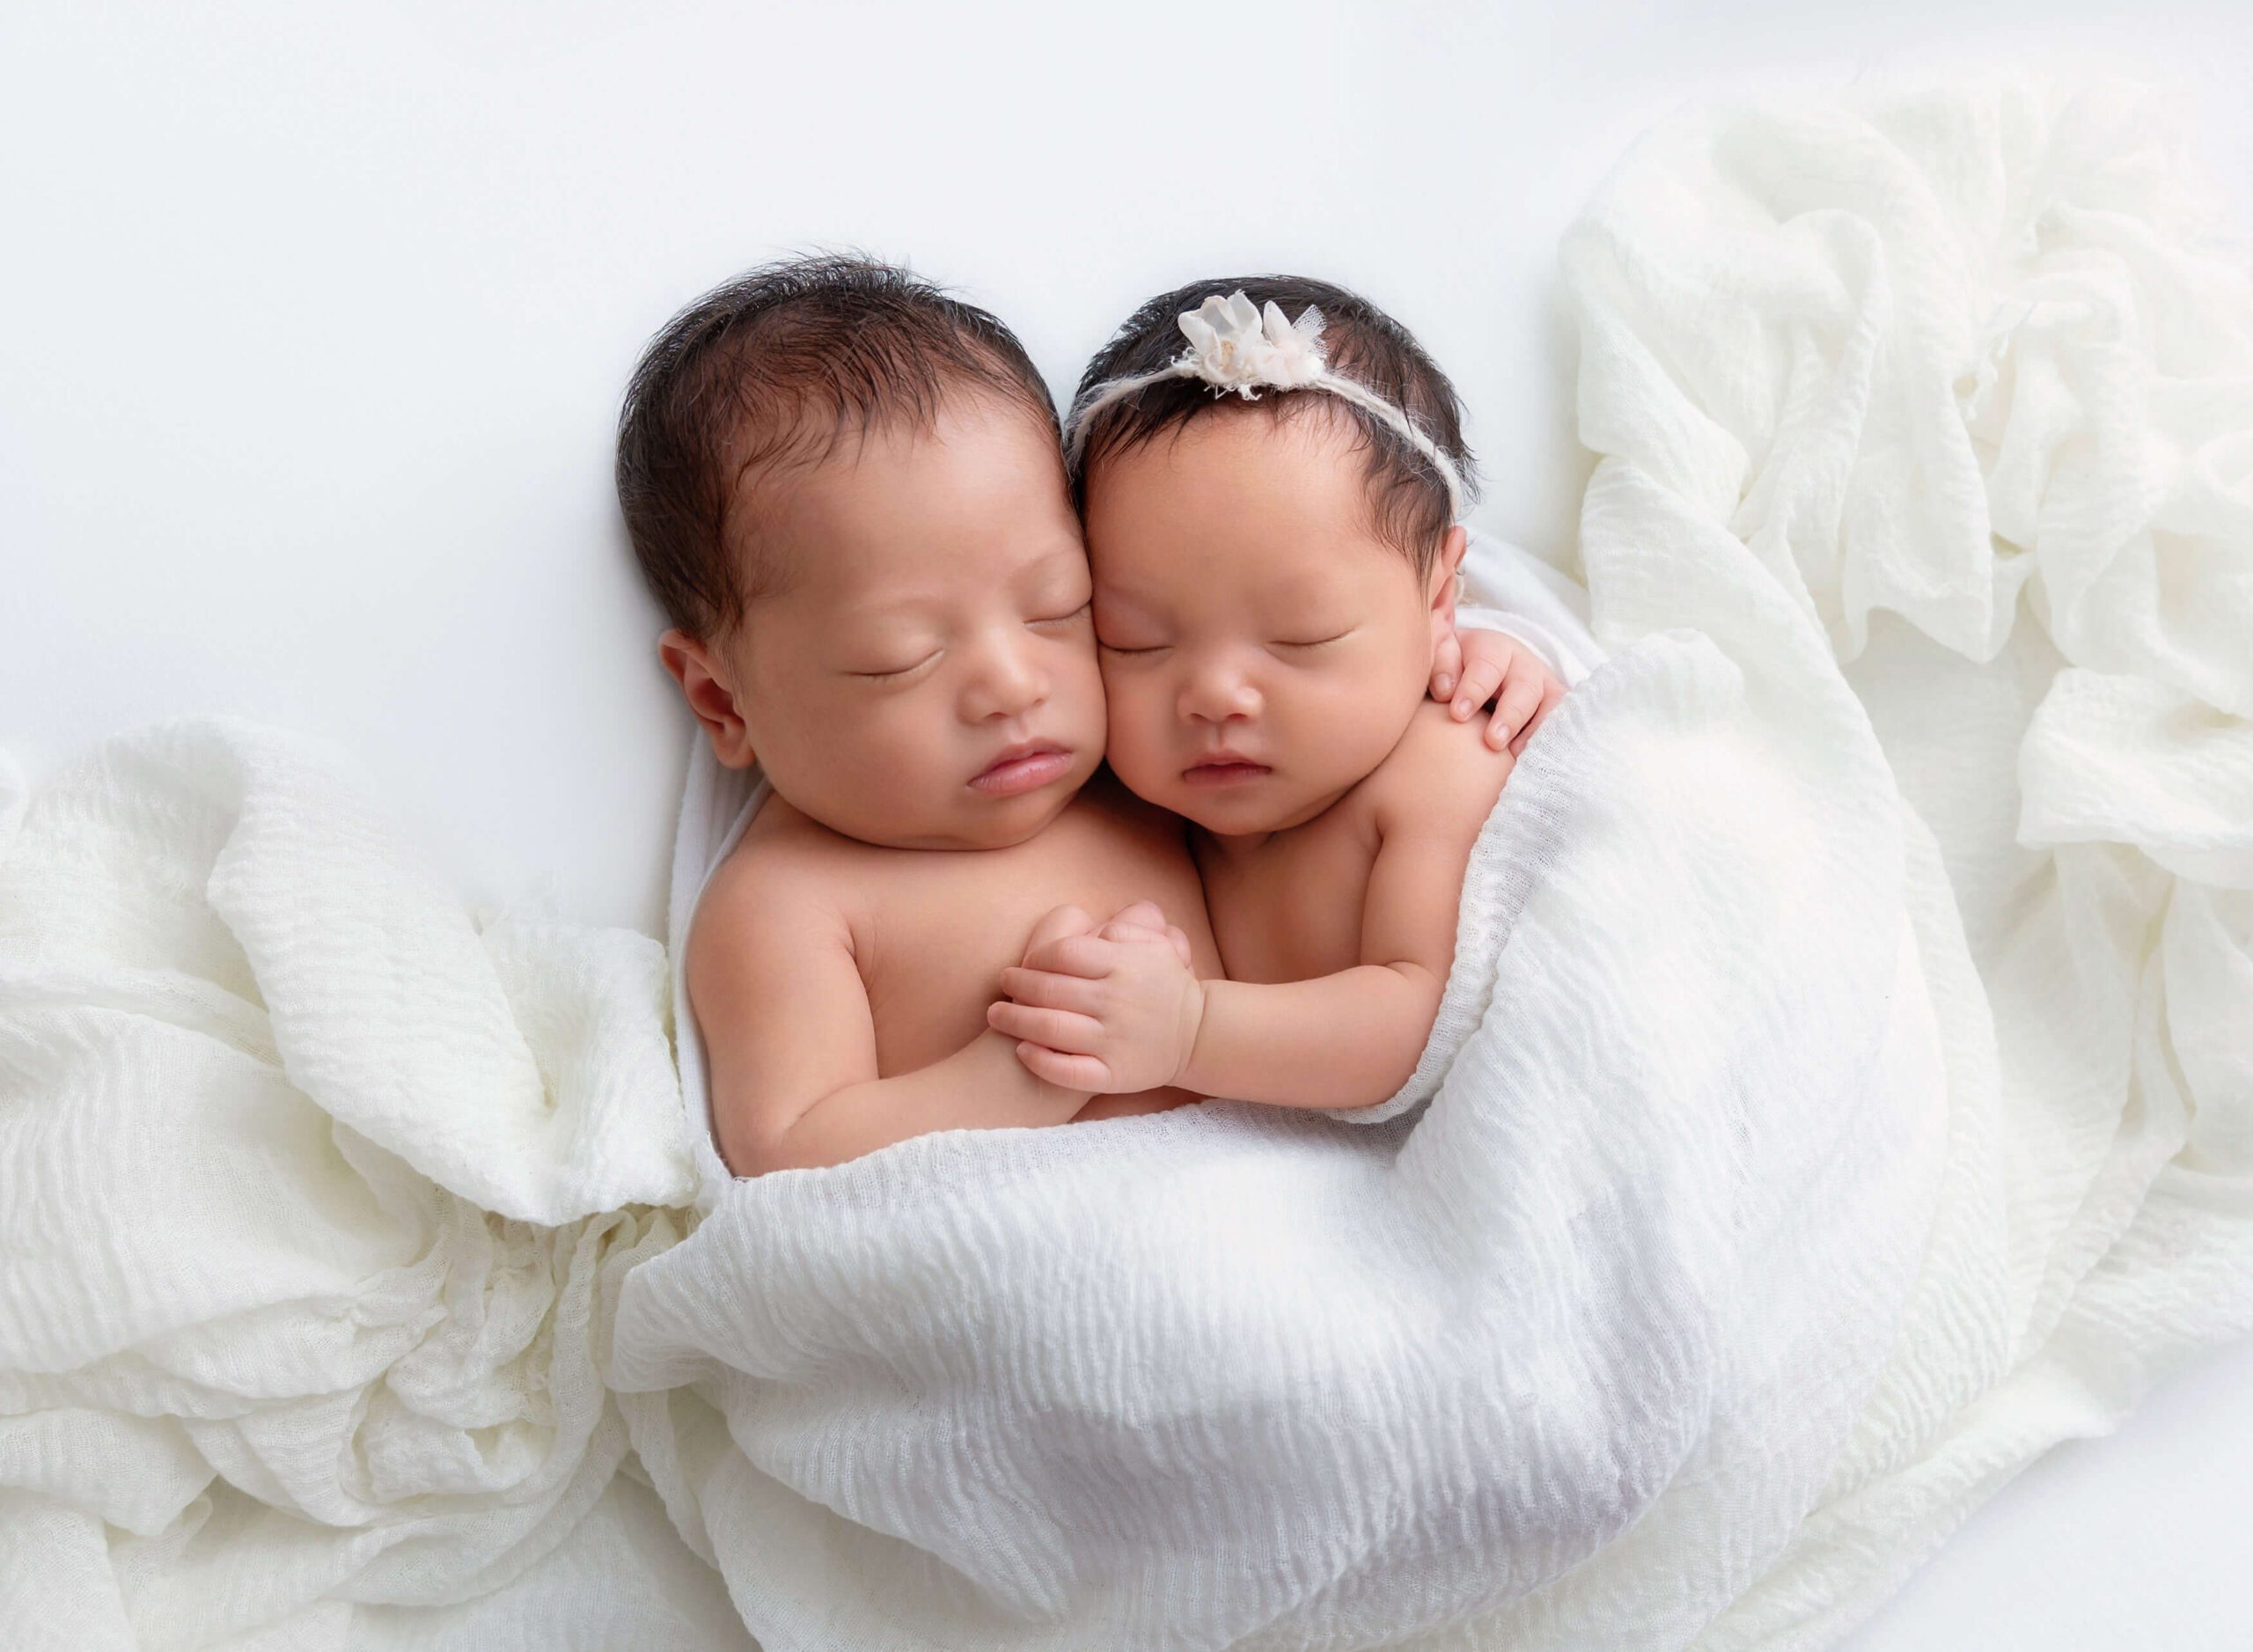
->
xmin=850 ymin=652 xmax=940 ymax=682
xmin=1276 ymin=629 xmax=1354 ymax=650
xmin=1097 ymin=641 xmax=1170 ymax=657
xmin=1031 ymin=600 xmax=1092 ymax=629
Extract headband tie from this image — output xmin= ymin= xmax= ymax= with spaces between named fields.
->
xmin=1065 ymin=290 xmax=1468 ymax=522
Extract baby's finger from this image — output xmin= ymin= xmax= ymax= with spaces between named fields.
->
xmin=1015 ymin=1042 xmax=1112 ymax=1095
xmin=1024 ymin=903 xmax=1096 ymax=957
xmin=1109 ymin=899 xmax=1167 ymax=930
xmin=1485 ymin=670 xmax=1546 ymax=750
xmin=1023 ymin=933 xmax=1116 ymax=979
xmin=1163 ymin=923 xmax=1193 ymax=967
xmin=999 ymin=966 xmax=1104 ymax=1016
xmin=1429 ymin=630 xmax=1464 ymax=702
xmin=987 ymin=1000 xmax=1104 ymax=1053
xmin=1510 ymin=680 xmax=1567 ymax=758
xmin=1450 ymin=649 xmax=1510 ymax=721
xmin=1096 ymin=919 xmax=1170 ymax=946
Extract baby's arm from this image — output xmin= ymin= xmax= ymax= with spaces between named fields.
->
xmin=1184 ymin=724 xmax=1503 ymax=1105
xmin=993 ymin=722 xmax=1508 ymax=1109
xmin=694 ymin=870 xmax=1089 ymax=1176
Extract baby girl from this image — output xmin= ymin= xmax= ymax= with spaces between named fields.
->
xmin=989 ymin=279 xmax=1548 ymax=1111
xmin=618 ymin=256 xmax=1559 ymax=1175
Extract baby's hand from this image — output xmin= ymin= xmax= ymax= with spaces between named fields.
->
xmin=988 ymin=900 xmax=1204 ymax=1095
xmin=1439 ymin=628 xmax=1566 ymax=756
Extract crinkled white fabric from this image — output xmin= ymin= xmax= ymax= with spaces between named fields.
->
xmin=613 ymin=610 xmax=1953 ymax=1649
xmin=4 ymin=68 xmax=2250 ymax=1652
xmin=0 ymin=721 xmax=743 ymax=1648
xmin=1559 ymin=72 xmax=2253 ymax=1648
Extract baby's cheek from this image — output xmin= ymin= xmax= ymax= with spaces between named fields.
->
xmin=1102 ymin=686 xmax=1171 ymax=795
xmin=1068 ymin=656 xmax=1112 ymax=748
xmin=1310 ymin=671 xmax=1407 ymax=766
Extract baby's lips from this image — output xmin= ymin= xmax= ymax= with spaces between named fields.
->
xmin=1179 ymin=753 xmax=1273 ymax=787
xmin=969 ymin=742 xmax=1075 ymax=797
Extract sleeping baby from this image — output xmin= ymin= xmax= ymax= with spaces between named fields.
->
xmin=991 ymin=279 xmax=1549 ymax=1110
xmin=617 ymin=255 xmax=1559 ymax=1175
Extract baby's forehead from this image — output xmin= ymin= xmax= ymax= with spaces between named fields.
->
xmin=1087 ymin=423 xmax=1416 ymax=591
xmin=736 ymin=394 xmax=1082 ymax=601
xmin=1096 ymin=553 xmax=1371 ymax=613
xmin=810 ymin=534 xmax=1090 ymax=613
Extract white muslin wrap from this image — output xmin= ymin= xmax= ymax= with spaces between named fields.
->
xmin=1 ymin=70 xmax=2248 ymax=1652
xmin=0 ymin=721 xmax=748 ymax=1648
xmin=613 ymin=599 xmax=1952 ymax=1649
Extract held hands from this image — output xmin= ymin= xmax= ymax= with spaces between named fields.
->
xmin=1428 ymin=627 xmax=1566 ymax=756
xmin=987 ymin=901 xmax=1205 ymax=1096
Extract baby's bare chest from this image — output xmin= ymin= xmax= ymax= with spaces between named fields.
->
xmin=849 ymin=805 xmax=1219 ymax=1076
xmin=1201 ymin=808 xmax=1378 ymax=986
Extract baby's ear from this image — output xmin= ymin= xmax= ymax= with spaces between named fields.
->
xmin=658 ymin=629 xmax=758 ymax=769
xmin=1428 ymin=525 xmax=1470 ymax=616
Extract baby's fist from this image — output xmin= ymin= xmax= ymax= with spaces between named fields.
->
xmin=988 ymin=911 xmax=1205 ymax=1096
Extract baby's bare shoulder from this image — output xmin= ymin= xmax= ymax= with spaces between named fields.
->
xmin=689 ymin=805 xmax=861 ymax=973
xmin=1367 ymin=702 xmax=1516 ymax=840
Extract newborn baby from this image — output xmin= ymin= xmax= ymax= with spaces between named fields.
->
xmin=991 ymin=279 xmax=1555 ymax=1110
xmin=619 ymin=256 xmax=1556 ymax=1175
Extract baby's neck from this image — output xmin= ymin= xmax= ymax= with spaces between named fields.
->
xmin=1194 ymin=787 xmax=1354 ymax=863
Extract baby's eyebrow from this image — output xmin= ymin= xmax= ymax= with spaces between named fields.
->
xmin=1012 ymin=546 xmax=1094 ymax=585
xmin=832 ymin=594 xmax=937 ymax=628
xmin=1091 ymin=590 xmax=1164 ymax=625
xmin=1263 ymin=569 xmax=1358 ymax=613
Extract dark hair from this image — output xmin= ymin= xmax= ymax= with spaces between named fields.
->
xmin=616 ymin=252 xmax=1060 ymax=640
xmin=1067 ymin=274 xmax=1478 ymax=575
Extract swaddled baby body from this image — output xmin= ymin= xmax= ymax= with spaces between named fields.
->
xmin=619 ymin=256 xmax=1556 ymax=1175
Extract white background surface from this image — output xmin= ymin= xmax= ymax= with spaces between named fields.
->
xmin=4 ymin=3 xmax=2249 ymax=1645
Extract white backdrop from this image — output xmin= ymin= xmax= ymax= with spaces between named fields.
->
xmin=4 ymin=3 xmax=2250 ymax=1646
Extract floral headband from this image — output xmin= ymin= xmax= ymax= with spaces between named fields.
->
xmin=1063 ymin=290 xmax=1469 ymax=522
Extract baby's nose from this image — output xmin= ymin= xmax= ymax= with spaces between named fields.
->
xmin=1180 ymin=665 xmax=1259 ymax=723
xmin=967 ymin=642 xmax=1046 ymax=719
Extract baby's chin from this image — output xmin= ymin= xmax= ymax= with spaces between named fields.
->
xmin=833 ymin=774 xmax=1093 ymax=852
xmin=949 ymin=789 xmax=1082 ymax=850
xmin=1152 ymin=766 xmax=1357 ymax=840
xmin=1146 ymin=780 xmax=1288 ymax=839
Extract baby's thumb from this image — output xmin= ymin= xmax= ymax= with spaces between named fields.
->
xmin=1025 ymin=903 xmax=1095 ymax=955
xmin=1110 ymin=899 xmax=1167 ymax=931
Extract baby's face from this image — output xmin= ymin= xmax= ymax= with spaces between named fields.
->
xmin=1083 ymin=405 xmax=1450 ymax=837
xmin=723 ymin=397 xmax=1106 ymax=850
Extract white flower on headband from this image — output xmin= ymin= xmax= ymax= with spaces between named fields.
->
xmin=1174 ymin=291 xmax=1327 ymax=398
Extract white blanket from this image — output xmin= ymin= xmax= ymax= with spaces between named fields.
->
xmin=0 ymin=723 xmax=742 ymax=1648
xmin=1562 ymin=73 xmax=2253 ymax=1645
xmin=613 ymin=618 xmax=1955 ymax=1648
xmin=3 ymin=68 xmax=2249 ymax=1652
